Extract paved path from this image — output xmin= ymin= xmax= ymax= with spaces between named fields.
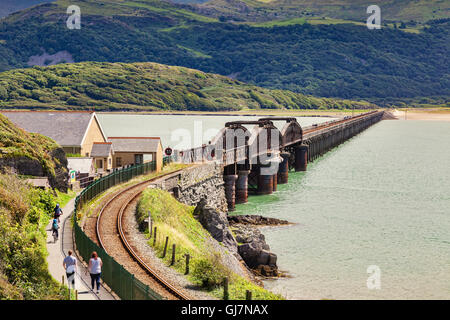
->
xmin=46 ymin=197 xmax=116 ymax=300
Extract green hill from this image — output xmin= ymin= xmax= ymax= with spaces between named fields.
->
xmin=0 ymin=113 xmax=68 ymax=190
xmin=196 ymin=0 xmax=450 ymax=23
xmin=0 ymin=0 xmax=448 ymax=106
xmin=0 ymin=61 xmax=377 ymax=111
xmin=0 ymin=0 xmax=54 ymax=18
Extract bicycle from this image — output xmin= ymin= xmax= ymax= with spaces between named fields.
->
xmin=52 ymin=228 xmax=59 ymax=243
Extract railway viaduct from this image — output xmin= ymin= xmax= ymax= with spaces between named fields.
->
xmin=175 ymin=111 xmax=385 ymax=211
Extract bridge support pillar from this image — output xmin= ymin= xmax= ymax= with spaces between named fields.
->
xmin=224 ymin=175 xmax=238 ymax=211
xmin=295 ymin=144 xmax=308 ymax=172
xmin=272 ymin=173 xmax=278 ymax=192
xmin=236 ymin=170 xmax=250 ymax=204
xmin=257 ymin=166 xmax=273 ymax=195
xmin=277 ymin=152 xmax=290 ymax=184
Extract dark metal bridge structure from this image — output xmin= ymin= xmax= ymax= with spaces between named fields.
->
xmin=174 ymin=111 xmax=385 ymax=210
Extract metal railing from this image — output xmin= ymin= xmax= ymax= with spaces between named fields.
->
xmin=73 ymin=158 xmax=173 ymax=300
xmin=172 ymin=112 xmax=380 ymax=165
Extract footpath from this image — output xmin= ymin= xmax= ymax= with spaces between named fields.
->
xmin=45 ymin=197 xmax=116 ymax=300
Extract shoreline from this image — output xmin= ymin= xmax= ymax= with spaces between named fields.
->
xmin=392 ymin=109 xmax=450 ymax=121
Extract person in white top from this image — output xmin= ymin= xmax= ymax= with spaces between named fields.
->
xmin=87 ymin=251 xmax=103 ymax=294
xmin=63 ymin=250 xmax=77 ymax=289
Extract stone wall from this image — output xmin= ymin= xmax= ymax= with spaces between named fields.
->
xmin=158 ymin=163 xmax=228 ymax=213
xmin=175 ymin=163 xmax=228 ymax=213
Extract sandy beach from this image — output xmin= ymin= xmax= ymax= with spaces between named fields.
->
xmin=392 ymin=109 xmax=450 ymax=121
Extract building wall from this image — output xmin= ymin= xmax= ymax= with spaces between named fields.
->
xmin=113 ymin=151 xmax=162 ymax=170
xmin=93 ymin=155 xmax=113 ymax=171
xmin=112 ymin=152 xmax=154 ymax=168
xmin=156 ymin=141 xmax=163 ymax=172
xmin=80 ymin=116 xmax=106 ymax=157
xmin=63 ymin=146 xmax=81 ymax=155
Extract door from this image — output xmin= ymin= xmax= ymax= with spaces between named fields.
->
xmin=134 ymin=154 xmax=143 ymax=165
xmin=96 ymin=159 xmax=103 ymax=169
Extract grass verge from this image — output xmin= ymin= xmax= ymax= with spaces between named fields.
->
xmin=137 ymin=188 xmax=284 ymax=300
xmin=76 ymin=163 xmax=187 ymax=222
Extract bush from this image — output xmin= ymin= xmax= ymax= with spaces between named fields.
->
xmin=192 ymin=257 xmax=228 ymax=289
xmin=0 ymin=173 xmax=66 ymax=300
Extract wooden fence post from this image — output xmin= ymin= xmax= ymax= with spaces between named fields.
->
xmin=171 ymin=244 xmax=176 ymax=266
xmin=75 ymin=290 xmax=78 ymax=301
xmin=223 ymin=277 xmax=229 ymax=300
xmin=153 ymin=227 xmax=157 ymax=246
xmin=246 ymin=290 xmax=252 ymax=300
xmin=185 ymin=254 xmax=190 ymax=275
xmin=148 ymin=211 xmax=152 ymax=237
xmin=163 ymin=236 xmax=169 ymax=258
xmin=62 ymin=275 xmax=65 ymax=285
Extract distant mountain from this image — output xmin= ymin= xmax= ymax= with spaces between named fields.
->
xmin=0 ymin=61 xmax=377 ymax=111
xmin=195 ymin=0 xmax=450 ymax=23
xmin=0 ymin=0 xmax=448 ymax=106
xmin=0 ymin=0 xmax=54 ymax=18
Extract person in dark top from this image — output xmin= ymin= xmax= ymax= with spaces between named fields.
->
xmin=54 ymin=203 xmax=63 ymax=222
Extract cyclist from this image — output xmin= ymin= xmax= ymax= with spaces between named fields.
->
xmin=52 ymin=218 xmax=59 ymax=242
xmin=54 ymin=204 xmax=63 ymax=222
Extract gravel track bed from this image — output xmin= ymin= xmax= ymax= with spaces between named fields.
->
xmin=97 ymin=182 xmax=182 ymax=300
xmin=122 ymin=195 xmax=217 ymax=300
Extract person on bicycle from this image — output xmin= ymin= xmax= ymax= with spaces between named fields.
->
xmin=54 ymin=204 xmax=63 ymax=222
xmin=52 ymin=218 xmax=59 ymax=242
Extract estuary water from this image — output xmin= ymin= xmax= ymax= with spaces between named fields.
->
xmin=233 ymin=120 xmax=450 ymax=300
xmin=96 ymin=114 xmax=334 ymax=149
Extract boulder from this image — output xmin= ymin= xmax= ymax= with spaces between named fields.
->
xmin=238 ymin=243 xmax=277 ymax=269
xmin=195 ymin=198 xmax=238 ymax=253
xmin=233 ymin=223 xmax=278 ymax=276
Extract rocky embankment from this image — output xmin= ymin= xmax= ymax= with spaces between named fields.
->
xmin=228 ymin=215 xmax=290 ymax=226
xmin=229 ymin=215 xmax=290 ymax=277
xmin=194 ymin=199 xmax=290 ymax=278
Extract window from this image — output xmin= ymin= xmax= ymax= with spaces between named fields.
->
xmin=116 ymin=157 xmax=122 ymax=167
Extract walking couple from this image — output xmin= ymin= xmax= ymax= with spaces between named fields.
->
xmin=63 ymin=250 xmax=103 ymax=294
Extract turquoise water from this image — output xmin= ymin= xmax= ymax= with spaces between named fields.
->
xmin=234 ymin=120 xmax=450 ymax=300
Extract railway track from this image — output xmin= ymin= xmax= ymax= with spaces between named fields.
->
xmin=95 ymin=173 xmax=190 ymax=300
xmin=303 ymin=111 xmax=379 ymax=135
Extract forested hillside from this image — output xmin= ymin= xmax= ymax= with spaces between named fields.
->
xmin=0 ymin=62 xmax=376 ymax=111
xmin=0 ymin=0 xmax=448 ymax=107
